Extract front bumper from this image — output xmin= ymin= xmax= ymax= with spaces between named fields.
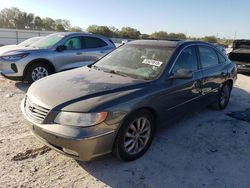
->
xmin=0 ymin=60 xmax=26 ymax=79
xmin=21 ymin=99 xmax=118 ymax=161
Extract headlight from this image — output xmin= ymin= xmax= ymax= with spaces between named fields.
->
xmin=1 ymin=53 xmax=29 ymax=61
xmin=54 ymin=112 xmax=108 ymax=127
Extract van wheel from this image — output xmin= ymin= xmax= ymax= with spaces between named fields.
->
xmin=113 ymin=110 xmax=155 ymax=161
xmin=25 ymin=62 xmax=53 ymax=83
xmin=213 ymin=82 xmax=232 ymax=110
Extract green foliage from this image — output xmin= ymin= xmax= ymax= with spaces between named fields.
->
xmin=119 ymin=27 xmax=141 ymax=39
xmin=69 ymin=26 xmax=82 ymax=32
xmin=201 ymin=36 xmax=218 ymax=43
xmin=34 ymin=16 xmax=43 ymax=30
xmin=150 ymin=31 xmax=168 ymax=39
xmin=150 ymin=31 xmax=186 ymax=40
xmin=140 ymin=34 xmax=149 ymax=39
xmin=0 ymin=7 xmax=73 ymax=31
xmin=87 ymin=25 xmax=113 ymax=37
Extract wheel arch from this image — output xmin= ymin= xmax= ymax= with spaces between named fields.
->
xmin=224 ymin=79 xmax=233 ymax=90
xmin=23 ymin=58 xmax=55 ymax=78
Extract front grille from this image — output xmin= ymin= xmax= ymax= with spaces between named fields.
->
xmin=24 ymin=97 xmax=50 ymax=123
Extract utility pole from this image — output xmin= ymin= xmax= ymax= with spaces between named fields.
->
xmin=234 ymin=32 xmax=237 ymax=40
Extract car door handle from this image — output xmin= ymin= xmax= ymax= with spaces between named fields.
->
xmin=76 ymin=52 xmax=83 ymax=55
xmin=100 ymin=51 xmax=105 ymax=53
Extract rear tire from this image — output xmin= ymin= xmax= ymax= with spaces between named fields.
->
xmin=113 ymin=110 xmax=155 ymax=161
xmin=213 ymin=82 xmax=232 ymax=110
xmin=25 ymin=62 xmax=53 ymax=83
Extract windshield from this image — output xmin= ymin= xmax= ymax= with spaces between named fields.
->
xmin=31 ymin=33 xmax=65 ymax=49
xmin=18 ymin=37 xmax=42 ymax=47
xmin=94 ymin=44 xmax=175 ymax=80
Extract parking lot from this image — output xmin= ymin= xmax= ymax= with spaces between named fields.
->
xmin=0 ymin=73 xmax=249 ymax=187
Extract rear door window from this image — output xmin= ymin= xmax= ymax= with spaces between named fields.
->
xmin=83 ymin=37 xmax=107 ymax=49
xmin=172 ymin=46 xmax=198 ymax=73
xmin=198 ymin=46 xmax=219 ymax=68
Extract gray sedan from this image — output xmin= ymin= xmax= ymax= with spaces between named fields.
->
xmin=0 ymin=32 xmax=115 ymax=83
xmin=21 ymin=40 xmax=237 ymax=161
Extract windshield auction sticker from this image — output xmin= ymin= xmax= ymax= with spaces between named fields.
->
xmin=142 ymin=59 xmax=163 ymax=67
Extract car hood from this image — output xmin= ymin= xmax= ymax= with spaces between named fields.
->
xmin=0 ymin=45 xmax=20 ymax=55
xmin=0 ymin=46 xmax=48 ymax=56
xmin=27 ymin=67 xmax=147 ymax=111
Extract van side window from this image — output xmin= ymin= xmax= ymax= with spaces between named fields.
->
xmin=198 ymin=46 xmax=219 ymax=68
xmin=172 ymin=46 xmax=198 ymax=73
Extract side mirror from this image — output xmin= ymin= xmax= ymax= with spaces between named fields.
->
xmin=56 ymin=45 xmax=67 ymax=52
xmin=170 ymin=69 xmax=193 ymax=79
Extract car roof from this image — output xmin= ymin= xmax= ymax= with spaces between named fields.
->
xmin=128 ymin=40 xmax=211 ymax=48
xmin=53 ymin=32 xmax=110 ymax=39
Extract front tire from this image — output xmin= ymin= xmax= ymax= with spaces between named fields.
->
xmin=113 ymin=110 xmax=155 ymax=161
xmin=25 ymin=62 xmax=53 ymax=83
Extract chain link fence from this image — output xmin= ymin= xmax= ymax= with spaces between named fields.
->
xmin=0 ymin=28 xmax=54 ymax=46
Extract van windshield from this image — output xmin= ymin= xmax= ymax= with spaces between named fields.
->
xmin=31 ymin=34 xmax=65 ymax=49
xmin=94 ymin=44 xmax=175 ymax=80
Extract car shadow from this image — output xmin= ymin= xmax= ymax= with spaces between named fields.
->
xmin=15 ymin=82 xmax=30 ymax=93
xmin=75 ymin=86 xmax=250 ymax=187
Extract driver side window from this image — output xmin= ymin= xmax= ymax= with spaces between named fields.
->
xmin=172 ymin=47 xmax=198 ymax=73
xmin=64 ymin=37 xmax=82 ymax=50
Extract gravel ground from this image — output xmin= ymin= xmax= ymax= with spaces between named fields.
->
xmin=0 ymin=74 xmax=250 ymax=188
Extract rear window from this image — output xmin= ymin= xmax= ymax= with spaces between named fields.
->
xmin=218 ymin=53 xmax=227 ymax=63
xmin=198 ymin=46 xmax=219 ymax=68
xmin=83 ymin=37 xmax=107 ymax=48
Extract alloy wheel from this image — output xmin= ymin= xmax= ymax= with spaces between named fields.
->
xmin=220 ymin=85 xmax=230 ymax=106
xmin=31 ymin=67 xmax=49 ymax=81
xmin=124 ymin=117 xmax=151 ymax=155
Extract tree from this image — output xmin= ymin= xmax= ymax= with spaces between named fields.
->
xmin=34 ymin=16 xmax=43 ymax=30
xmin=0 ymin=7 xmax=22 ymax=28
xmin=149 ymin=31 xmax=168 ymax=40
xmin=70 ymin=26 xmax=82 ymax=32
xmin=54 ymin=19 xmax=65 ymax=31
xmin=24 ymin=13 xmax=34 ymax=29
xmin=87 ymin=25 xmax=113 ymax=37
xmin=61 ymin=19 xmax=71 ymax=31
xmin=109 ymin=26 xmax=119 ymax=37
xmin=202 ymin=36 xmax=218 ymax=43
xmin=42 ymin=17 xmax=55 ymax=31
xmin=167 ymin=32 xmax=186 ymax=40
xmin=140 ymin=34 xmax=149 ymax=39
xmin=119 ymin=27 xmax=140 ymax=39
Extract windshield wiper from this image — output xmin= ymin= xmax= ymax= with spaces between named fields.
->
xmin=91 ymin=65 xmax=128 ymax=77
xmin=108 ymin=70 xmax=129 ymax=77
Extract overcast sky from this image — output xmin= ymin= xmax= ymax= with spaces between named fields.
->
xmin=0 ymin=0 xmax=250 ymax=39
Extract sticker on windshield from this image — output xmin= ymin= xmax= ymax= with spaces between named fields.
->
xmin=142 ymin=59 xmax=163 ymax=67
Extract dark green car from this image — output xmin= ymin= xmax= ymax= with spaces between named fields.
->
xmin=21 ymin=40 xmax=237 ymax=161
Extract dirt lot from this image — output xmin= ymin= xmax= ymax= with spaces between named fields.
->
xmin=0 ymin=74 xmax=250 ymax=188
